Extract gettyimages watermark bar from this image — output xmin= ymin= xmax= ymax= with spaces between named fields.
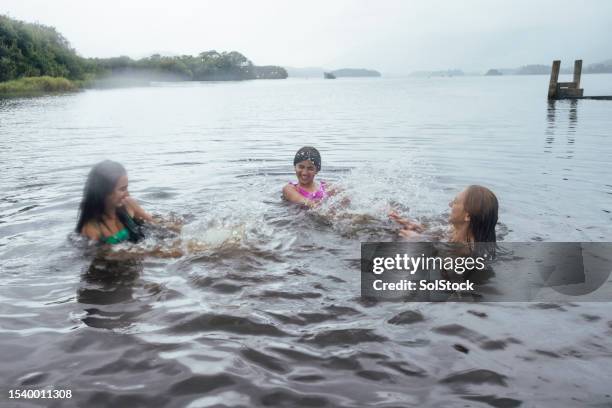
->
xmin=360 ymin=242 xmax=612 ymax=302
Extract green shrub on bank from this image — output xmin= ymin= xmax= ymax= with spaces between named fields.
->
xmin=0 ymin=76 xmax=79 ymax=95
xmin=0 ymin=15 xmax=89 ymax=82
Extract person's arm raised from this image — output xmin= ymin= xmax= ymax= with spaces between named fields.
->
xmin=399 ymin=228 xmax=422 ymax=239
xmin=389 ymin=210 xmax=424 ymax=232
xmin=123 ymin=197 xmax=153 ymax=222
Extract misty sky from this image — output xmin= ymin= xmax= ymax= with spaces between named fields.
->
xmin=3 ymin=0 xmax=611 ymax=74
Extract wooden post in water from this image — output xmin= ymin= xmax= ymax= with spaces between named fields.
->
xmin=547 ymin=59 xmax=611 ymax=100
xmin=573 ymin=59 xmax=582 ymax=89
xmin=548 ymin=60 xmax=561 ymax=99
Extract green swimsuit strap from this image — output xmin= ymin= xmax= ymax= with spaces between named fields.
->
xmin=103 ymin=228 xmax=130 ymax=244
xmin=98 ymin=215 xmax=134 ymax=244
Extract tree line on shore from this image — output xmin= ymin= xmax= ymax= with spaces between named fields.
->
xmin=91 ymin=53 xmax=287 ymax=81
xmin=0 ymin=15 xmax=287 ymax=85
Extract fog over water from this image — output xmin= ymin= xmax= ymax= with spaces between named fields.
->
xmin=1 ymin=76 xmax=612 ymax=406
xmin=2 ymin=0 xmax=612 ymax=72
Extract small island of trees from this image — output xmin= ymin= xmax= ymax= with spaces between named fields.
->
xmin=331 ymin=68 xmax=381 ymax=77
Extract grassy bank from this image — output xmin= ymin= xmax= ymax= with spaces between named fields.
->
xmin=0 ymin=76 xmax=83 ymax=96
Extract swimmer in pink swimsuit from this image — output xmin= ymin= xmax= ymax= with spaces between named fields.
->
xmin=289 ymin=180 xmax=327 ymax=201
xmin=283 ymin=146 xmax=329 ymax=207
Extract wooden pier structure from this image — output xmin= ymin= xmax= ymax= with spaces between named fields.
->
xmin=548 ymin=59 xmax=612 ymax=100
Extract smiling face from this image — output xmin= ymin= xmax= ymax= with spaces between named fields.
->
xmin=295 ymin=159 xmax=318 ymax=186
xmin=105 ymin=175 xmax=129 ymax=211
xmin=449 ymin=189 xmax=470 ymax=226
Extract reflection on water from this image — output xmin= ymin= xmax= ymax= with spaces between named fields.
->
xmin=545 ymin=100 xmax=556 ymax=140
xmin=545 ymin=99 xmax=578 ymax=158
xmin=77 ymin=255 xmax=173 ymax=332
xmin=1 ymin=77 xmax=612 ymax=406
xmin=78 ymin=256 xmax=142 ymax=329
xmin=568 ymin=99 xmax=578 ymax=133
xmin=79 ymin=257 xmax=142 ymax=304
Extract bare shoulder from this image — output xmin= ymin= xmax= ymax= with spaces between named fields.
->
xmin=282 ymin=183 xmax=298 ymax=198
xmin=81 ymin=222 xmax=100 ymax=241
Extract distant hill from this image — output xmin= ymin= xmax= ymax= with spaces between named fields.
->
xmin=484 ymin=66 xmax=564 ymax=76
xmin=483 ymin=59 xmax=612 ymax=76
xmin=584 ymin=59 xmax=612 ymax=73
xmin=485 ymin=69 xmax=502 ymax=76
xmin=284 ymin=67 xmax=381 ymax=78
xmin=516 ymin=64 xmax=550 ymax=75
xmin=330 ymin=68 xmax=381 ymax=77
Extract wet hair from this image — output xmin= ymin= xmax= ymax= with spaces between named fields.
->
xmin=293 ymin=146 xmax=321 ymax=172
xmin=463 ymin=185 xmax=499 ymax=244
xmin=76 ymin=160 xmax=143 ymax=242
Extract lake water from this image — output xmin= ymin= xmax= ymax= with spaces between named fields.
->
xmin=1 ymin=75 xmax=612 ymax=407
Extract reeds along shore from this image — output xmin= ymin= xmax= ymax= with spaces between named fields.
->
xmin=0 ymin=76 xmax=86 ymax=95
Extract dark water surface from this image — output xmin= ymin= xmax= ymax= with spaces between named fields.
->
xmin=1 ymin=76 xmax=612 ymax=407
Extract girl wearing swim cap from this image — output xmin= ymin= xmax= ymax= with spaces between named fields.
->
xmin=283 ymin=146 xmax=328 ymax=207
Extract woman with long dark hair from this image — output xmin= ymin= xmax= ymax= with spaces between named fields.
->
xmin=76 ymin=160 xmax=152 ymax=244
xmin=448 ymin=185 xmax=498 ymax=243
xmin=390 ymin=185 xmax=499 ymax=244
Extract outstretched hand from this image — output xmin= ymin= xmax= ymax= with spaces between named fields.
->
xmin=388 ymin=210 xmax=424 ymax=232
xmin=398 ymin=228 xmax=421 ymax=239
xmin=152 ymin=214 xmax=184 ymax=233
xmin=388 ymin=210 xmax=409 ymax=225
